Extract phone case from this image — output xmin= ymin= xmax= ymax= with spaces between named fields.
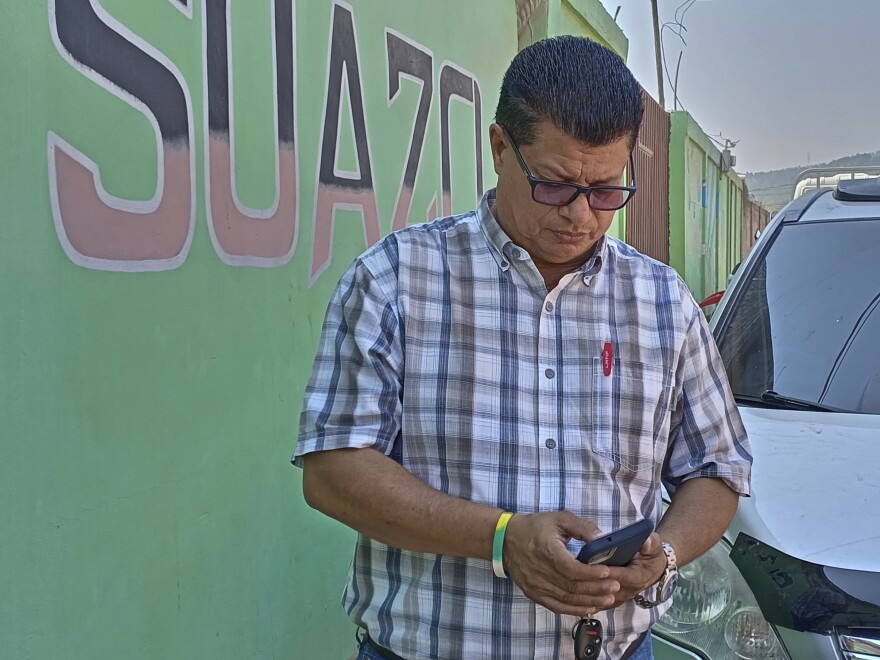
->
xmin=576 ymin=519 xmax=654 ymax=566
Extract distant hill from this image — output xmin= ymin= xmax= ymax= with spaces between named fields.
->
xmin=745 ymin=151 xmax=880 ymax=211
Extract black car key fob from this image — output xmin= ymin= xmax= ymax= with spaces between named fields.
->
xmin=572 ymin=618 xmax=603 ymax=660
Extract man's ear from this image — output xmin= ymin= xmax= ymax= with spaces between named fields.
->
xmin=488 ymin=123 xmax=506 ymax=176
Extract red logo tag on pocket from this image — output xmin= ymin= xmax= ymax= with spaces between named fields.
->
xmin=602 ymin=341 xmax=613 ymax=377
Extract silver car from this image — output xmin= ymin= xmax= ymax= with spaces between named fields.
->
xmin=653 ymin=178 xmax=880 ymax=659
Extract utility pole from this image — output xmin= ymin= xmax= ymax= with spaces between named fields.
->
xmin=650 ymin=0 xmax=665 ymax=108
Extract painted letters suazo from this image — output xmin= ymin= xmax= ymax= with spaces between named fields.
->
xmin=47 ymin=0 xmax=482 ymax=280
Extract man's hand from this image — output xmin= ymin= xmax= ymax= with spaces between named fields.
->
xmin=604 ymin=533 xmax=667 ymax=609
xmin=503 ymin=511 xmax=621 ymax=618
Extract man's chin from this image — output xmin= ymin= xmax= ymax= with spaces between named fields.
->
xmin=541 ymin=242 xmax=597 ymax=263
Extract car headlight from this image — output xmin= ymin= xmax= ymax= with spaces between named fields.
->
xmin=654 ymin=539 xmax=790 ymax=659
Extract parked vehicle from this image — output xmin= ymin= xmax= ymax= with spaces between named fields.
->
xmin=791 ymin=166 xmax=880 ymax=201
xmin=652 ymin=178 xmax=880 ymax=659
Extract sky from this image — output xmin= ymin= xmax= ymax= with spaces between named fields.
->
xmin=598 ymin=0 xmax=880 ymax=172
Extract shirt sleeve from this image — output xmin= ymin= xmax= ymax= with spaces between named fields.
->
xmin=663 ymin=280 xmax=753 ymax=496
xmin=292 ymin=250 xmax=404 ymax=468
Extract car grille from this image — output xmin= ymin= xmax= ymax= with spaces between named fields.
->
xmin=839 ymin=629 xmax=880 ymax=659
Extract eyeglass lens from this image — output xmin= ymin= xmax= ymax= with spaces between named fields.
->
xmin=532 ymin=182 xmax=629 ymax=210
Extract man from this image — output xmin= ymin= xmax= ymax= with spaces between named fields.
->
xmin=294 ymin=36 xmax=751 ymax=660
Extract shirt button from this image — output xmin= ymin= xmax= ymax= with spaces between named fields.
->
xmin=512 ymin=248 xmax=522 ymax=259
xmin=545 ymin=438 xmax=557 ymax=449
xmin=545 ymin=301 xmax=553 ymax=312
xmin=545 ymin=368 xmax=555 ymax=379
xmin=501 ymin=261 xmax=509 ymax=269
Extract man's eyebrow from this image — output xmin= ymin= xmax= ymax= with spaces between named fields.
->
xmin=536 ymin=165 xmax=621 ymax=186
xmin=534 ymin=163 xmax=579 ymax=182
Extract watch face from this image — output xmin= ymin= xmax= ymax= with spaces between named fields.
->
xmin=660 ymin=573 xmax=678 ymax=602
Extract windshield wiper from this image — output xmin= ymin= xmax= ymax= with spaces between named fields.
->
xmin=760 ymin=390 xmax=848 ymax=412
xmin=734 ymin=389 xmax=846 ymax=412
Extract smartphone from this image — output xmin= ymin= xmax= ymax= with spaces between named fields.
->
xmin=576 ymin=519 xmax=654 ymax=566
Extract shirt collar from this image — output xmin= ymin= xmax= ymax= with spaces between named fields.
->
xmin=477 ymin=188 xmax=609 ymax=278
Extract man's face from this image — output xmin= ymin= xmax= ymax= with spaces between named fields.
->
xmin=490 ymin=120 xmax=632 ymax=269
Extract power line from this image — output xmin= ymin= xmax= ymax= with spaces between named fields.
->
xmin=746 ymin=183 xmax=795 ymax=193
xmin=657 ymin=2 xmax=740 ymax=154
xmin=676 ymin=0 xmax=698 ymax=29
xmin=659 ymin=0 xmax=696 ymax=111
xmin=658 ymin=26 xmax=676 ymax=107
xmin=709 ymin=133 xmax=739 ymax=150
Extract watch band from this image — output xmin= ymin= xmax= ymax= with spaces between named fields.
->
xmin=634 ymin=541 xmax=678 ymax=608
xmin=633 ymin=592 xmax=658 ymax=609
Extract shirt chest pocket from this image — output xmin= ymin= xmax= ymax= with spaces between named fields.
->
xmin=591 ymin=358 xmax=675 ymax=472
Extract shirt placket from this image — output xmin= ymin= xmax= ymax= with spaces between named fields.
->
xmin=535 ymin=289 xmax=562 ymax=510
xmin=533 ymin=273 xmax=580 ymax=659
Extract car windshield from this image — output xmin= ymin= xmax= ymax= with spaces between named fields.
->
xmin=716 ymin=218 xmax=880 ymax=414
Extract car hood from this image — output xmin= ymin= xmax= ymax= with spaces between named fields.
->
xmin=731 ymin=406 xmax=880 ymax=573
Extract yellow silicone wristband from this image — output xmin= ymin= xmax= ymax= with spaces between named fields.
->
xmin=492 ymin=512 xmax=514 ymax=578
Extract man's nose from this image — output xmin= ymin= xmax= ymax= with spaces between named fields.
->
xmin=559 ymin=191 xmax=597 ymax=225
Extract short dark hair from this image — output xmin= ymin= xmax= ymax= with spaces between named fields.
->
xmin=495 ymin=36 xmax=644 ymax=149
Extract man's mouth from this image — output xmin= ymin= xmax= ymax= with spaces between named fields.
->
xmin=551 ymin=230 xmax=589 ymax=243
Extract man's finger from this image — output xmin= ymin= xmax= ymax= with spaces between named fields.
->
xmin=525 ymin=589 xmax=617 ymax=618
xmin=556 ymin=510 xmax=603 ymax=543
xmin=525 ymin=562 xmax=616 ymax=596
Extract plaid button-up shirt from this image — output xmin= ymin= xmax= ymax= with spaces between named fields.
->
xmin=294 ymin=190 xmax=752 ymax=659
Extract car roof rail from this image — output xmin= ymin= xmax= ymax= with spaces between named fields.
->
xmin=777 ymin=188 xmax=828 ymax=222
xmin=835 ymin=177 xmax=880 ymax=202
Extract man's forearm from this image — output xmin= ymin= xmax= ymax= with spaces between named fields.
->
xmin=301 ymin=447 xmax=501 ymax=559
xmin=657 ymin=477 xmax=740 ymax=566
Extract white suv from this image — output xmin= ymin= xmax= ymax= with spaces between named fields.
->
xmin=652 ymin=179 xmax=880 ymax=660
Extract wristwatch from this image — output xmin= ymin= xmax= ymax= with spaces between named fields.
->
xmin=634 ymin=541 xmax=678 ymax=608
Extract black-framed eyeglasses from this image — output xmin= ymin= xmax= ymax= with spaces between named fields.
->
xmin=500 ymin=124 xmax=637 ymax=210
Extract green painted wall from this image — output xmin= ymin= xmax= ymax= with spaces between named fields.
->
xmin=3 ymin=0 xmax=632 ymax=658
xmin=668 ymin=111 xmax=743 ymax=301
xmin=546 ymin=0 xmax=628 ymax=59
xmin=0 ymin=1 xmax=516 ymax=658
